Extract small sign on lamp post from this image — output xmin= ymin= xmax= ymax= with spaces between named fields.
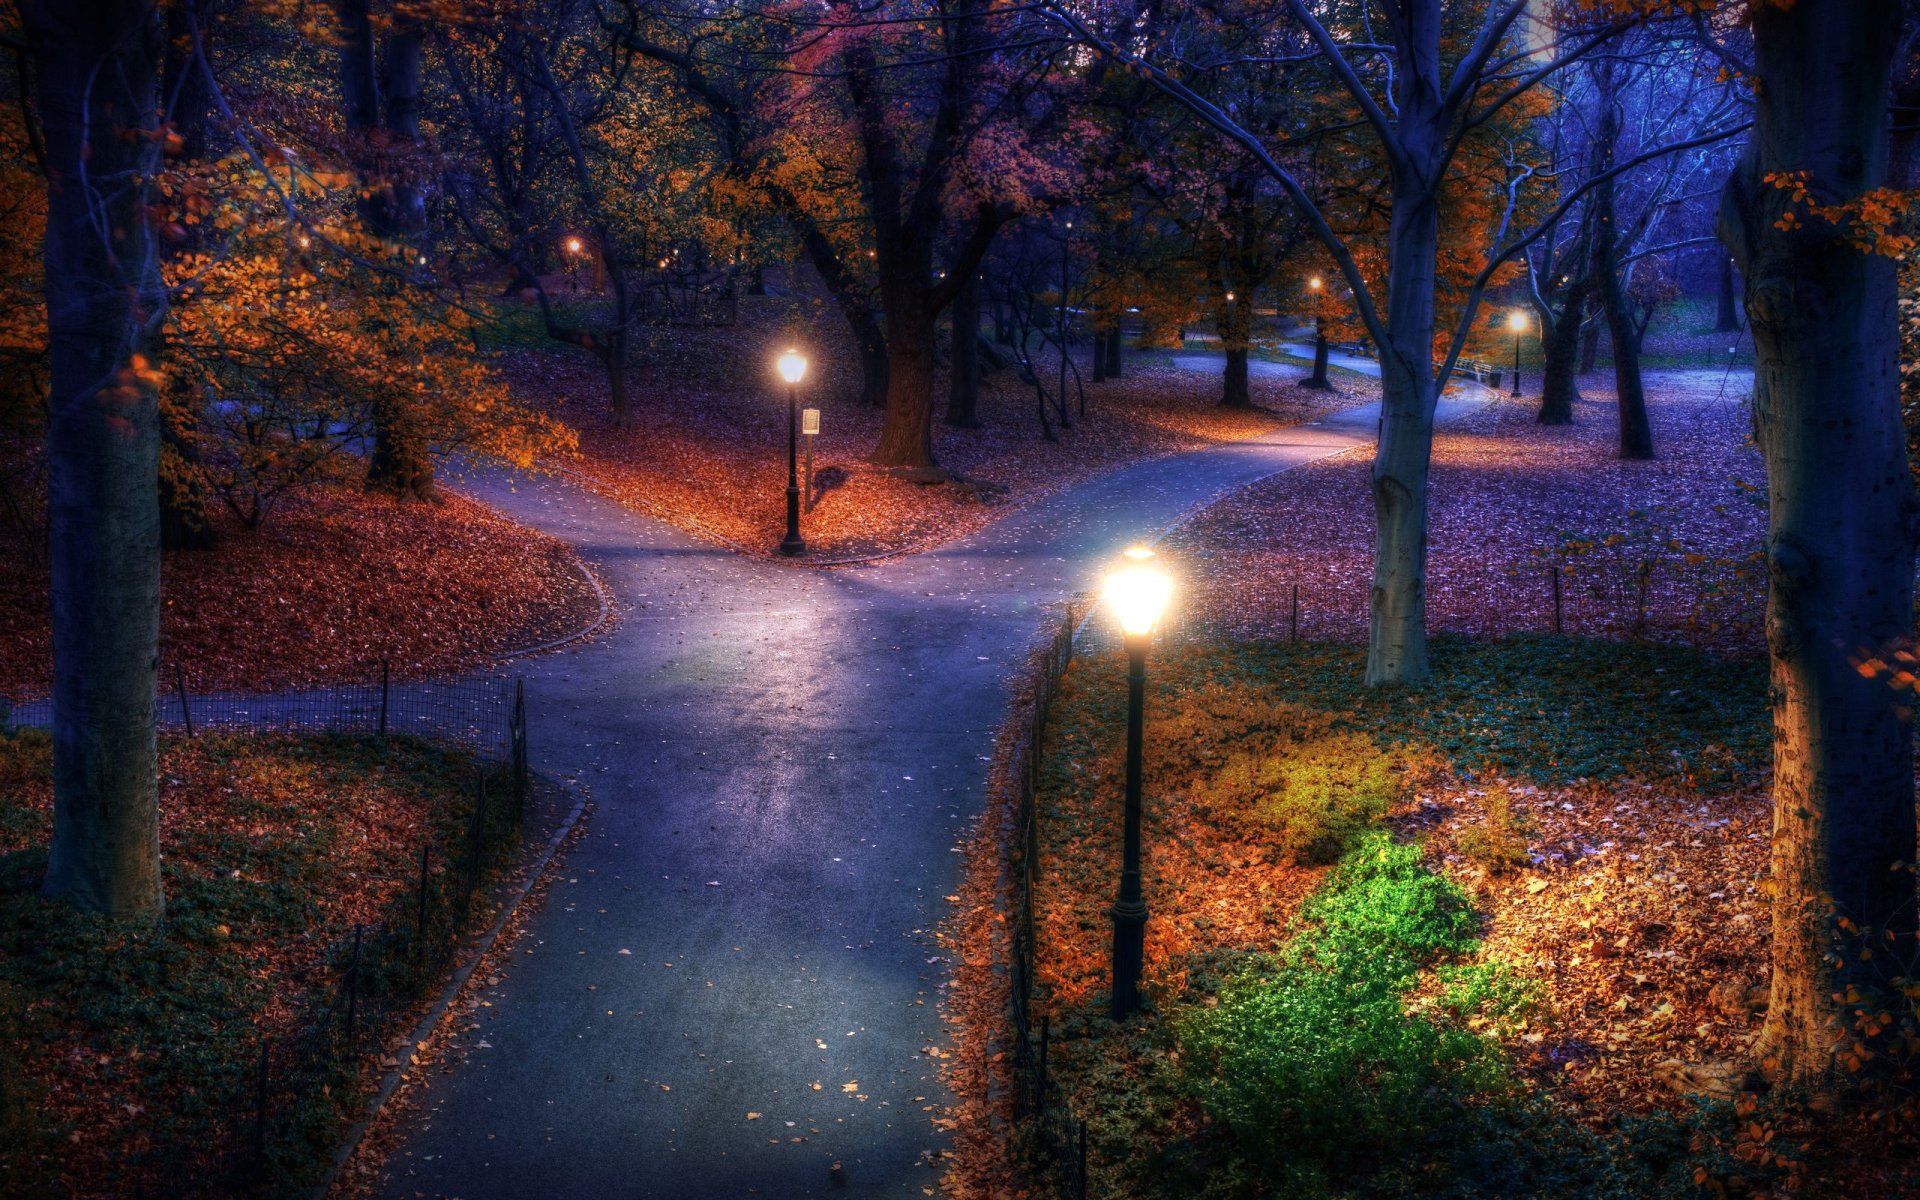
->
xmin=801 ymin=408 xmax=820 ymax=509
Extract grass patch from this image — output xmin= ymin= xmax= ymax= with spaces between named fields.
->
xmin=0 ymin=729 xmax=519 ymax=1198
xmin=1022 ymin=634 xmax=1775 ymax=1198
xmin=1156 ymin=636 xmax=1767 ymax=788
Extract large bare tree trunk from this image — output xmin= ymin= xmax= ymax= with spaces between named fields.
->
xmin=28 ymin=0 xmax=165 ymax=921
xmin=1537 ymin=276 xmax=1587 ymax=426
xmin=1369 ymin=166 xmax=1441 ymax=687
xmin=1591 ymin=61 xmax=1652 ymax=459
xmin=946 ymin=272 xmax=981 ymax=428
xmin=873 ymin=295 xmax=942 ymax=480
xmin=1719 ymin=0 xmax=1917 ymax=1091
xmin=1219 ymin=290 xmax=1254 ymax=408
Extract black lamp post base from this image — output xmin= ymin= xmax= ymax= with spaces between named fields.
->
xmin=1110 ymin=899 xmax=1148 ymax=1020
xmin=778 ymin=535 xmax=807 ymax=556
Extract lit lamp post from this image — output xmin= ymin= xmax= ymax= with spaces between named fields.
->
xmin=1105 ymin=546 xmax=1172 ymax=1021
xmin=1508 ymin=309 xmax=1527 ymax=397
xmin=801 ymin=405 xmax=821 ymax=510
xmin=564 ymin=235 xmax=584 ymax=293
xmin=776 ymin=349 xmax=808 ymax=556
xmin=1305 ymin=275 xmax=1332 ymax=390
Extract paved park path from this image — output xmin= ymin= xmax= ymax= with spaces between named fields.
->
xmin=368 ymin=353 xmax=1479 ymax=1199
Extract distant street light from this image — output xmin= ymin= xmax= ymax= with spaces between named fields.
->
xmin=1104 ymin=546 xmax=1172 ymax=1020
xmin=565 ymin=236 xmax=585 ymax=293
xmin=776 ymin=350 xmax=808 ymax=556
xmin=1508 ymin=309 xmax=1528 ymax=397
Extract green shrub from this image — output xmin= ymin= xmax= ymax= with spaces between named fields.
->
xmin=1176 ymin=834 xmax=1508 ymax=1190
xmin=1196 ymin=731 xmax=1400 ymax=864
xmin=1293 ymin=832 xmax=1480 ymax=973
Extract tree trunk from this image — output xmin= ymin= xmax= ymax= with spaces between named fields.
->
xmin=1537 ymin=278 xmax=1587 ymax=425
xmin=1719 ymin=0 xmax=1916 ymax=1091
xmin=1580 ymin=319 xmax=1601 ymax=374
xmin=873 ymin=297 xmax=943 ymax=479
xmin=1592 ymin=81 xmax=1653 ymax=460
xmin=1091 ymin=330 xmax=1107 ymax=384
xmin=1604 ymin=288 xmax=1653 ymax=458
xmin=28 ymin=0 xmax=165 ymax=921
xmin=1219 ymin=290 xmax=1254 ymax=407
xmin=946 ymin=273 xmax=981 ymax=427
xmin=1715 ymin=253 xmax=1740 ymax=333
xmin=1367 ymin=159 xmax=1442 ymax=687
xmin=1105 ymin=325 xmax=1122 ymax=377
xmin=1221 ymin=349 xmax=1250 ymax=408
xmin=340 ymin=0 xmax=433 ymax=498
xmin=1304 ymin=326 xmax=1333 ymax=390
xmin=605 ymin=329 xmax=631 ymax=429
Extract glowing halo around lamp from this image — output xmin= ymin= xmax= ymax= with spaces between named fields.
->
xmin=1309 ymin=275 xmax=1323 ymax=291
xmin=1508 ymin=309 xmax=1528 ymax=332
xmin=777 ymin=348 xmax=808 ymax=386
xmin=565 ymin=236 xmax=583 ymax=254
xmin=1104 ymin=547 xmax=1172 ymax=639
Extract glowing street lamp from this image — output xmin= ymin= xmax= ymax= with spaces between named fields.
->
xmin=776 ymin=349 xmax=808 ymax=556
xmin=564 ymin=235 xmax=585 ymax=293
xmin=1104 ymin=546 xmax=1172 ymax=1020
xmin=1508 ymin=309 xmax=1528 ymax=397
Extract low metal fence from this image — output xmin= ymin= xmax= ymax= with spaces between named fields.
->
xmin=229 ymin=678 xmax=531 ymax=1194
xmin=1001 ymin=604 xmax=1092 ymax=1200
xmin=5 ymin=673 xmax=533 ymax=1196
xmin=1163 ymin=554 xmax=1764 ymax=653
xmin=6 ymin=660 xmax=523 ymax=762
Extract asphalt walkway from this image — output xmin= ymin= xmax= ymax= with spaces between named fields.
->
xmin=363 ymin=354 xmax=1479 ymax=1199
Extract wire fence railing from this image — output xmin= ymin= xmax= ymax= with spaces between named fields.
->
xmin=5 ymin=671 xmax=534 ymax=1197
xmin=1000 ymin=603 xmax=1092 ymax=1200
xmin=5 ymin=659 xmax=523 ymax=761
xmin=1161 ymin=552 xmax=1765 ymax=653
xmin=230 ymin=691 xmax=529 ymax=1195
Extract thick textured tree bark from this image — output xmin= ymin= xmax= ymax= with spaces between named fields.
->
xmin=1719 ymin=0 xmax=1916 ymax=1091
xmin=1537 ymin=278 xmax=1587 ymax=425
xmin=1591 ymin=82 xmax=1653 ymax=460
xmin=873 ymin=301 xmax=942 ymax=479
xmin=1104 ymin=326 xmax=1122 ymax=377
xmin=1715 ymin=253 xmax=1740 ymax=333
xmin=28 ymin=0 xmax=165 ymax=921
xmin=946 ymin=273 xmax=981 ymax=427
xmin=1369 ymin=165 xmax=1441 ymax=687
xmin=1303 ymin=325 xmax=1332 ymax=390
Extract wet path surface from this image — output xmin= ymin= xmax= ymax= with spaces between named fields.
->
xmin=367 ymin=367 xmax=1483 ymax=1199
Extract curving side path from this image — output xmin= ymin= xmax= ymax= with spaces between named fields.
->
xmin=363 ymin=366 xmax=1484 ymax=1199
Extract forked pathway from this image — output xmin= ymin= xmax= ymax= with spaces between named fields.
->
xmin=371 ymin=365 xmax=1481 ymax=1199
